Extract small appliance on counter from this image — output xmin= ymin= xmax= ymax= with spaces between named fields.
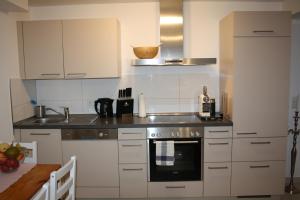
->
xmin=116 ymin=88 xmax=134 ymax=118
xmin=94 ymin=98 xmax=114 ymax=118
xmin=198 ymin=86 xmax=216 ymax=120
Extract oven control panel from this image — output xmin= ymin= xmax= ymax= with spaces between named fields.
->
xmin=147 ymin=127 xmax=204 ymax=139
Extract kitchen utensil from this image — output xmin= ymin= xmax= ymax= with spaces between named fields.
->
xmin=132 ymin=46 xmax=159 ymax=59
xmin=94 ymin=98 xmax=114 ymax=118
xmin=34 ymin=105 xmax=46 ymax=118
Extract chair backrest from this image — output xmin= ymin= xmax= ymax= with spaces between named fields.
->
xmin=32 ymin=182 xmax=49 ymax=200
xmin=50 ymin=156 xmax=76 ymax=200
xmin=18 ymin=141 xmax=38 ymax=164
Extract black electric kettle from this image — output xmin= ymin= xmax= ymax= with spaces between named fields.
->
xmin=94 ymin=98 xmax=114 ymax=118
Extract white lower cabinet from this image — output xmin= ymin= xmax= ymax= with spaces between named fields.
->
xmin=148 ymin=181 xmax=203 ymax=198
xmin=204 ymin=162 xmax=231 ymax=196
xmin=20 ymin=129 xmax=62 ymax=164
xmin=119 ymin=164 xmax=147 ymax=198
xmin=62 ymin=140 xmax=119 ymax=198
xmin=231 ymin=161 xmax=285 ymax=196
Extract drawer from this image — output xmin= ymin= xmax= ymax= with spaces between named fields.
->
xmin=76 ymin=187 xmax=119 ymax=198
xmin=204 ymin=162 xmax=231 ymax=196
xmin=118 ymin=140 xmax=147 ymax=163
xmin=204 ymin=126 xmax=232 ymax=139
xmin=232 ymin=137 xmax=286 ymax=162
xmin=234 ymin=11 xmax=291 ymax=37
xmin=118 ymin=128 xmax=146 ymax=140
xmin=148 ymin=181 xmax=203 ymax=198
xmin=231 ymin=161 xmax=285 ymax=196
xmin=204 ymin=138 xmax=232 ymax=162
xmin=119 ymin=164 xmax=147 ymax=198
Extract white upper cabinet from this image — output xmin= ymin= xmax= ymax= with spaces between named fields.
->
xmin=63 ymin=19 xmax=121 ymax=79
xmin=23 ymin=20 xmax=64 ymax=79
xmin=21 ymin=18 xmax=121 ymax=79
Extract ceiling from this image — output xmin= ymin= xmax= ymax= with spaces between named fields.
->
xmin=28 ymin=0 xmax=284 ymax=7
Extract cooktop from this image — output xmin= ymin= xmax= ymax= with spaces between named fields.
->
xmin=147 ymin=114 xmax=201 ymax=124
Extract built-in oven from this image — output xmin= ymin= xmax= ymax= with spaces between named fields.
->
xmin=147 ymin=127 xmax=204 ymax=182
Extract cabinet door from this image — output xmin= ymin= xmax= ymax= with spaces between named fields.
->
xmin=234 ymin=11 xmax=291 ymax=37
xmin=231 ymin=161 xmax=285 ymax=196
xmin=204 ymin=162 xmax=231 ymax=196
xmin=62 ymin=140 xmax=119 ymax=187
xmin=119 ymin=140 xmax=147 ymax=164
xmin=23 ymin=21 xmax=64 ymax=79
xmin=119 ymin=164 xmax=147 ymax=198
xmin=63 ymin=19 xmax=121 ymax=79
xmin=204 ymin=138 xmax=232 ymax=162
xmin=20 ymin=129 xmax=62 ymax=164
xmin=233 ymin=37 xmax=290 ymax=138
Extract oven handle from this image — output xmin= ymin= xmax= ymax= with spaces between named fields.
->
xmin=153 ymin=141 xmax=198 ymax=144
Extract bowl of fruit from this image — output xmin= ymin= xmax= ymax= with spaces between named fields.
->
xmin=0 ymin=143 xmax=25 ymax=173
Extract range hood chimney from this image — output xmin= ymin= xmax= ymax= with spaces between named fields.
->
xmin=132 ymin=0 xmax=216 ymax=66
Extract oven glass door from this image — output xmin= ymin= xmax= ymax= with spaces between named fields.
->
xmin=149 ymin=138 xmax=202 ymax=182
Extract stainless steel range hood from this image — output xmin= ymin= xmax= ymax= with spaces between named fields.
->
xmin=132 ymin=0 xmax=216 ymax=66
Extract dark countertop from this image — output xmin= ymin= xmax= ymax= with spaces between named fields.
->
xmin=13 ymin=114 xmax=233 ymax=129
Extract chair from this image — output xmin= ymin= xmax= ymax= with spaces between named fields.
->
xmin=31 ymin=182 xmax=49 ymax=200
xmin=18 ymin=141 xmax=38 ymax=164
xmin=49 ymin=156 xmax=76 ymax=200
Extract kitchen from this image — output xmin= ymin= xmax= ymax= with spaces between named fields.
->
xmin=1 ymin=0 xmax=300 ymax=199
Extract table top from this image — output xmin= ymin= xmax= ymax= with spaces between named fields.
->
xmin=0 ymin=164 xmax=60 ymax=200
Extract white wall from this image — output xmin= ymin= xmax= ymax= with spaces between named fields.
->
xmin=0 ymin=11 xmax=21 ymax=141
xmin=286 ymin=20 xmax=300 ymax=178
xmin=25 ymin=1 xmax=282 ymax=114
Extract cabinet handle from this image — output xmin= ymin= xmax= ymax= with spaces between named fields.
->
xmin=30 ymin=133 xmax=50 ymax=136
xmin=66 ymin=73 xmax=87 ymax=76
xmin=40 ymin=73 xmax=60 ymax=76
xmin=208 ymin=142 xmax=229 ymax=145
xmin=250 ymin=165 xmax=270 ymax=169
xmin=165 ymin=186 xmax=186 ymax=189
xmin=236 ymin=132 xmax=257 ymax=135
xmin=208 ymin=166 xmax=228 ymax=170
xmin=121 ymin=132 xmax=141 ymax=135
xmin=250 ymin=141 xmax=271 ymax=145
xmin=121 ymin=144 xmax=143 ymax=147
xmin=208 ymin=130 xmax=229 ymax=133
xmin=122 ymin=168 xmax=143 ymax=171
xmin=253 ymin=30 xmax=275 ymax=33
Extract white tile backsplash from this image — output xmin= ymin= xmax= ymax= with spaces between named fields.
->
xmin=36 ymin=69 xmax=219 ymax=114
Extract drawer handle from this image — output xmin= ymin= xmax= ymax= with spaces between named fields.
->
xmin=208 ymin=166 xmax=228 ymax=170
xmin=250 ymin=165 xmax=270 ymax=169
xmin=253 ymin=30 xmax=275 ymax=33
xmin=121 ymin=144 xmax=143 ymax=147
xmin=40 ymin=73 xmax=60 ymax=76
xmin=208 ymin=142 xmax=229 ymax=145
xmin=30 ymin=133 xmax=50 ymax=136
xmin=165 ymin=186 xmax=186 ymax=189
xmin=121 ymin=132 xmax=141 ymax=135
xmin=237 ymin=132 xmax=257 ymax=135
xmin=250 ymin=142 xmax=271 ymax=145
xmin=122 ymin=168 xmax=143 ymax=171
xmin=208 ymin=130 xmax=229 ymax=133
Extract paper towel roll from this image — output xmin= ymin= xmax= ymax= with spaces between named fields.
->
xmin=138 ymin=93 xmax=146 ymax=118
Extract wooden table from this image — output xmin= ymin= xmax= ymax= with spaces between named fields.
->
xmin=0 ymin=164 xmax=60 ymax=200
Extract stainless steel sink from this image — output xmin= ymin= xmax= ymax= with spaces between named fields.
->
xmin=33 ymin=118 xmax=68 ymax=124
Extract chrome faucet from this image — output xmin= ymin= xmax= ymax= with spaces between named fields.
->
xmin=46 ymin=106 xmax=70 ymax=121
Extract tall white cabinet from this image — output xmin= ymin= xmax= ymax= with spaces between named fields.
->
xmin=220 ymin=11 xmax=291 ymax=196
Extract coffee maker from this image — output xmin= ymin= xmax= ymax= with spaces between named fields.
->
xmin=94 ymin=98 xmax=114 ymax=118
xmin=198 ymin=86 xmax=216 ymax=120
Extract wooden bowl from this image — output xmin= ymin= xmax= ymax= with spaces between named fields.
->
xmin=133 ymin=46 xmax=159 ymax=59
